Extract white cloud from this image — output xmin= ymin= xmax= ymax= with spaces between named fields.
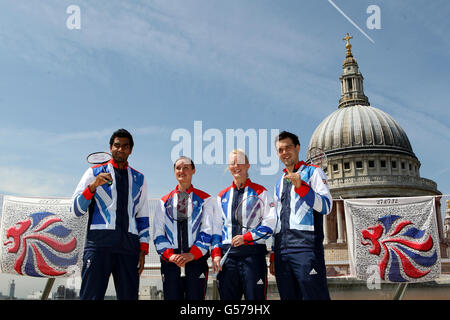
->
xmin=0 ymin=166 xmax=73 ymax=197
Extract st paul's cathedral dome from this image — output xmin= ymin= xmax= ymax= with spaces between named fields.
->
xmin=306 ymin=34 xmax=440 ymax=198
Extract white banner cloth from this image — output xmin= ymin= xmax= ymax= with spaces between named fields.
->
xmin=344 ymin=196 xmax=441 ymax=283
xmin=0 ymin=196 xmax=87 ymax=277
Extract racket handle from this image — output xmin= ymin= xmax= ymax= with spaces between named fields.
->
xmin=219 ymin=247 xmax=231 ymax=268
xmin=101 ymin=167 xmax=113 ymax=185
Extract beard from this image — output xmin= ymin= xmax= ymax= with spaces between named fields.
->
xmin=281 ymin=157 xmax=297 ymax=168
xmin=112 ymin=152 xmax=128 ymax=164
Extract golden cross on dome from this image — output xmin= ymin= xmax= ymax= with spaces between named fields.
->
xmin=343 ymin=33 xmax=353 ymax=44
xmin=343 ymin=33 xmax=353 ymax=57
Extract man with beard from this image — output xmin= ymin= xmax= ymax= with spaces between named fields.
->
xmin=269 ymin=131 xmax=332 ymax=300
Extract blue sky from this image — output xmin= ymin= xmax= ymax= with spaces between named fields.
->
xmin=0 ymin=0 xmax=449 ymax=299
xmin=0 ymin=0 xmax=449 ymax=200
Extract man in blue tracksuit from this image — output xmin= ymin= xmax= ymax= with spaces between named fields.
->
xmin=269 ymin=131 xmax=332 ymax=300
xmin=71 ymin=129 xmax=149 ymax=300
xmin=153 ymin=156 xmax=217 ymax=300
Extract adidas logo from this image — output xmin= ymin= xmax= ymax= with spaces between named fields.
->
xmin=309 ymin=269 xmax=317 ymax=275
xmin=199 ymin=273 xmax=205 ymax=279
xmin=256 ymin=279 xmax=264 ymax=285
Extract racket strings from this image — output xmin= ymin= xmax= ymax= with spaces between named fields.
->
xmin=166 ymin=191 xmax=193 ymax=253
xmin=308 ymin=147 xmax=328 ymax=170
xmin=220 ymin=195 xmax=272 ymax=268
xmin=231 ymin=190 xmax=245 ymax=237
xmin=176 ymin=193 xmax=190 ymax=253
xmin=233 ymin=196 xmax=265 ymax=242
xmin=86 ymin=152 xmax=112 ymax=164
xmin=176 ymin=194 xmax=188 ymax=221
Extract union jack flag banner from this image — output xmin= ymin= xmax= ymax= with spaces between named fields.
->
xmin=344 ymin=196 xmax=441 ymax=283
xmin=0 ymin=195 xmax=88 ymax=278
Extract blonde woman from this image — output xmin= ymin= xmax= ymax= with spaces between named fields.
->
xmin=211 ymin=150 xmax=276 ymax=300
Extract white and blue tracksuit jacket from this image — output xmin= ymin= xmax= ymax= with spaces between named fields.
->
xmin=153 ymin=185 xmax=217 ymax=262
xmin=212 ymin=179 xmax=277 ymax=258
xmin=272 ymin=161 xmax=332 ymax=254
xmin=71 ymin=160 xmax=150 ymax=254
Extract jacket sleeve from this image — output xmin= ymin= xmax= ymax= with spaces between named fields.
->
xmin=71 ymin=168 xmax=95 ymax=217
xmin=242 ymin=190 xmax=277 ymax=245
xmin=190 ymin=196 xmax=215 ymax=259
xmin=135 ymin=177 xmax=150 ymax=254
xmin=152 ymin=199 xmax=174 ymax=262
xmin=294 ymin=168 xmax=333 ymax=215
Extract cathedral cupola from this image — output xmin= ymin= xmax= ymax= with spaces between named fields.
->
xmin=338 ymin=33 xmax=370 ymax=108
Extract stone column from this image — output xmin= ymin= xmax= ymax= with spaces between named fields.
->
xmin=323 ymin=213 xmax=329 ymax=245
xmin=336 ymin=200 xmax=345 ymax=244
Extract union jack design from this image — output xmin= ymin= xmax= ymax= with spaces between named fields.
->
xmin=3 ymin=212 xmax=78 ymax=277
xmin=344 ymin=196 xmax=441 ymax=283
xmin=0 ymin=196 xmax=87 ymax=278
xmin=361 ymin=214 xmax=438 ymax=282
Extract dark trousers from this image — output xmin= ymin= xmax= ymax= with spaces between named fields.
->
xmin=217 ymin=253 xmax=267 ymax=300
xmin=80 ymin=250 xmax=140 ymax=300
xmin=274 ymin=251 xmax=330 ymax=300
xmin=160 ymin=255 xmax=209 ymax=300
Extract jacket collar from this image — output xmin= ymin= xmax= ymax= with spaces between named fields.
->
xmin=175 ymin=184 xmax=194 ymax=194
xmin=282 ymin=161 xmax=306 ymax=174
xmin=232 ymin=178 xmax=251 ymax=190
xmin=109 ymin=158 xmax=129 ymax=169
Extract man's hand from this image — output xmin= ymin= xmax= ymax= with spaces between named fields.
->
xmin=89 ymin=173 xmax=113 ymax=193
xmin=284 ymin=171 xmax=301 ymax=188
xmin=269 ymin=259 xmax=275 ymax=276
xmin=138 ymin=250 xmax=146 ymax=276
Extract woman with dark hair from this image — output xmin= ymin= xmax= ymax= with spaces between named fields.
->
xmin=153 ymin=156 xmax=218 ymax=300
